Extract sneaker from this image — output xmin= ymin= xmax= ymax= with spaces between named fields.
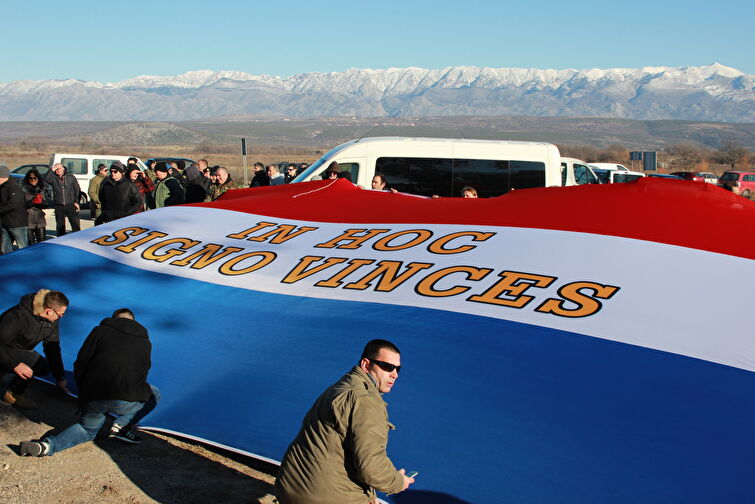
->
xmin=2 ymin=390 xmax=37 ymax=410
xmin=109 ymin=427 xmax=142 ymax=445
xmin=19 ymin=440 xmax=47 ymax=457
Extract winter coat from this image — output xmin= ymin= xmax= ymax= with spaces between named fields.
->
xmin=21 ymin=180 xmax=48 ymax=229
xmin=44 ymin=171 xmax=81 ymax=206
xmin=269 ymin=173 xmax=285 ymax=186
xmin=130 ymin=173 xmax=155 ymax=212
xmin=275 ymin=366 xmax=404 ymax=504
xmin=98 ymin=177 xmax=142 ymax=223
xmin=0 ymin=177 xmax=28 ymax=229
xmin=153 ymin=176 xmax=185 ymax=208
xmin=88 ymin=173 xmax=106 ymax=218
xmin=186 ymin=176 xmax=211 ymax=204
xmin=206 ymin=177 xmax=238 ymax=202
xmin=0 ymin=290 xmax=65 ymax=379
xmin=73 ymin=316 xmax=152 ymax=403
xmin=250 ymin=171 xmax=269 ymax=188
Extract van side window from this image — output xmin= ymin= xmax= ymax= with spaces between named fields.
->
xmin=93 ymin=159 xmax=119 ymax=174
xmin=509 ymin=161 xmax=546 ymax=191
xmin=376 ymin=157 xmax=452 ymax=196
xmin=335 ymin=162 xmax=359 ymax=182
xmin=61 ymin=158 xmax=87 ymax=175
xmin=452 ymin=159 xmax=510 ymax=197
xmin=376 ymin=157 xmax=545 ymax=197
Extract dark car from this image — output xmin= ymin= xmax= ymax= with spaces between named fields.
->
xmin=647 ymin=173 xmax=684 ymax=180
xmin=669 ymin=171 xmax=705 ymax=182
xmin=144 ymin=157 xmax=197 ymax=172
xmin=10 ymin=163 xmax=50 ymax=181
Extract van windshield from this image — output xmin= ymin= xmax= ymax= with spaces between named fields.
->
xmin=292 ymin=141 xmax=358 ymax=183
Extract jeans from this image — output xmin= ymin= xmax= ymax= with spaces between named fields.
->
xmin=0 ymin=226 xmax=29 ymax=254
xmin=45 ymin=384 xmax=160 ymax=456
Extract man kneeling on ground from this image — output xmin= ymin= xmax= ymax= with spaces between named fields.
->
xmin=19 ymin=308 xmax=159 ymax=456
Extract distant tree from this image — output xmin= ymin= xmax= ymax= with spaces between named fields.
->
xmin=671 ymin=142 xmax=702 ymax=169
xmin=714 ymin=139 xmax=748 ymax=169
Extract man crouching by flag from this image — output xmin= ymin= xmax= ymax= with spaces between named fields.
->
xmin=19 ymin=308 xmax=160 ymax=456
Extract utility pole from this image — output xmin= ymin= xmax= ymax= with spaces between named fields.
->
xmin=241 ymin=138 xmax=249 ymax=186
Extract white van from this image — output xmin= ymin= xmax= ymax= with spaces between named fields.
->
xmin=591 ymin=167 xmax=646 ymax=184
xmin=48 ymin=153 xmax=148 ymax=198
xmin=292 ymin=137 xmax=566 ymax=197
xmin=589 ymin=163 xmax=629 ymax=172
xmin=561 ymin=157 xmax=600 ymax=185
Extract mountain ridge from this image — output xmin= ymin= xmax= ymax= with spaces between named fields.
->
xmin=0 ymin=64 xmax=752 ymax=122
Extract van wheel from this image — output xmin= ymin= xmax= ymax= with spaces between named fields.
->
xmin=79 ymin=191 xmax=89 ymax=207
xmin=742 ymin=189 xmax=751 ymax=199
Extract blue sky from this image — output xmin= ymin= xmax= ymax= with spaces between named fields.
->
xmin=3 ymin=0 xmax=753 ymax=83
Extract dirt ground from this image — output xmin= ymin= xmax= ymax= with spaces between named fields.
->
xmin=0 ymin=380 xmax=278 ymax=504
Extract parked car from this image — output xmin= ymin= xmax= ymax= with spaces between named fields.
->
xmin=561 ymin=158 xmax=600 ymax=185
xmin=695 ymin=172 xmax=719 ymax=184
xmin=647 ymin=173 xmax=684 ymax=180
xmin=589 ymin=163 xmax=630 ymax=172
xmin=9 ymin=163 xmax=50 ymax=181
xmin=145 ymin=157 xmax=196 ymax=172
xmin=718 ymin=171 xmax=755 ymax=197
xmin=669 ymin=171 xmax=705 ymax=182
xmin=592 ymin=168 xmax=646 ymax=184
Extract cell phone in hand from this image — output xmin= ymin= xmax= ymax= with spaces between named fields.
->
xmin=406 ymin=471 xmax=418 ymax=478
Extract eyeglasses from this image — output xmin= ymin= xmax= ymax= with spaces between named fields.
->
xmin=28 ymin=177 xmax=38 ymax=180
xmin=49 ymin=306 xmax=64 ymax=319
xmin=370 ymin=359 xmax=401 ymax=373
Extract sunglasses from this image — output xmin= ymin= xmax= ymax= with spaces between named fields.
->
xmin=49 ymin=306 xmax=64 ymax=319
xmin=370 ymin=359 xmax=401 ymax=373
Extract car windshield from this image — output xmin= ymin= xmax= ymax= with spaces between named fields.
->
xmin=292 ymin=141 xmax=358 ymax=183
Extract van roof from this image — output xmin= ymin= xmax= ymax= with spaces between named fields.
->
xmin=354 ymin=137 xmax=556 ymax=147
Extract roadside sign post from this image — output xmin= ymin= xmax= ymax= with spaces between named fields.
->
xmin=241 ymin=138 xmax=248 ymax=186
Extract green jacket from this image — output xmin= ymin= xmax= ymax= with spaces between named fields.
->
xmin=88 ymin=174 xmax=106 ymax=218
xmin=154 ymin=176 xmax=185 ymax=208
xmin=275 ymin=366 xmax=404 ymax=504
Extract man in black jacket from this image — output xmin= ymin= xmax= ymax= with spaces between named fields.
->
xmin=0 ymin=166 xmax=29 ymax=254
xmin=44 ymin=163 xmax=81 ymax=236
xmin=19 ymin=308 xmax=160 ymax=456
xmin=98 ymin=161 xmax=142 ymax=224
xmin=0 ymin=290 xmax=71 ymax=410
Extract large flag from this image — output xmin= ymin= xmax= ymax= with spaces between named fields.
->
xmin=2 ymin=178 xmax=753 ymax=503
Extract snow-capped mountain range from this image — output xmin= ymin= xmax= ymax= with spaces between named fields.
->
xmin=1 ymin=64 xmax=752 ymax=122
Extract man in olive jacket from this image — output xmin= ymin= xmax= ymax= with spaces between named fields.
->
xmin=88 ymin=163 xmax=108 ymax=221
xmin=153 ymin=164 xmax=185 ymax=208
xmin=275 ymin=339 xmax=414 ymax=504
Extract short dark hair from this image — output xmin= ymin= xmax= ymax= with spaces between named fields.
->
xmin=361 ymin=339 xmax=400 ymax=361
xmin=44 ymin=291 xmax=69 ymax=309
xmin=127 ymin=157 xmax=138 ymax=163
xmin=112 ymin=308 xmax=134 ymax=319
xmin=253 ymin=162 xmax=264 ymax=169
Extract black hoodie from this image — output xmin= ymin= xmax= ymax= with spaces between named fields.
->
xmin=74 ymin=317 xmax=153 ymax=402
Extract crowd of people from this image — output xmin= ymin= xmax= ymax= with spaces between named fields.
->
xmin=2 ymin=157 xmax=479 ymax=255
xmin=1 ymin=288 xmax=413 ymax=502
xmin=0 ymin=158 xmax=274 ymax=254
